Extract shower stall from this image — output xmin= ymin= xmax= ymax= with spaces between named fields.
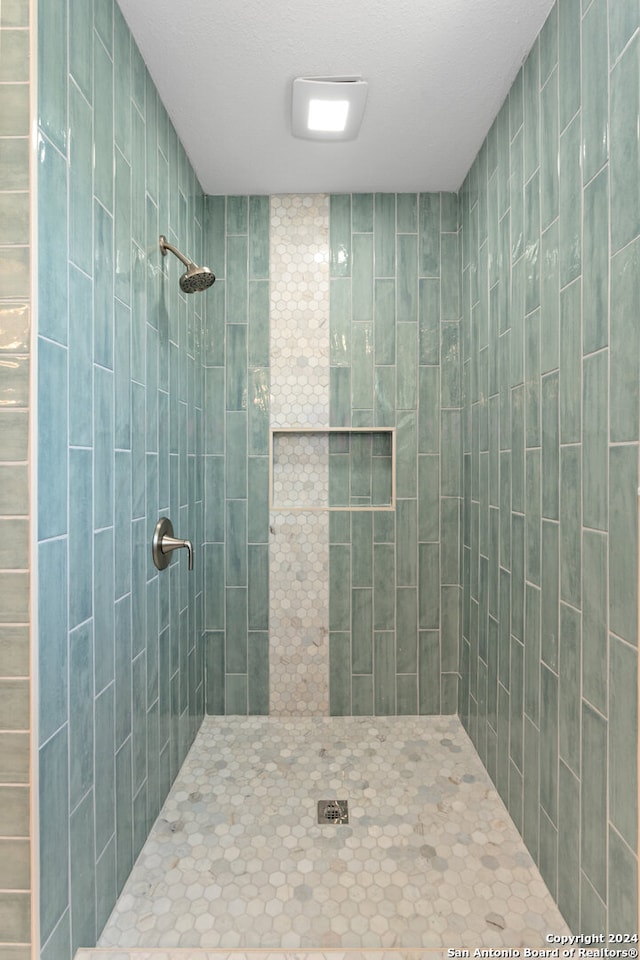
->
xmin=15 ymin=0 xmax=639 ymax=955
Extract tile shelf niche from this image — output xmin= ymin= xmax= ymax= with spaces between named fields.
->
xmin=269 ymin=427 xmax=396 ymax=511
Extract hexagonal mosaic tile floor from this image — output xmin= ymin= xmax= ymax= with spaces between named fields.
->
xmin=96 ymin=716 xmax=570 ymax=952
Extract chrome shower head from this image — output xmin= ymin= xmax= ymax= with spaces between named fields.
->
xmin=159 ymin=235 xmax=215 ymax=293
xmin=179 ymin=263 xmax=215 ymax=293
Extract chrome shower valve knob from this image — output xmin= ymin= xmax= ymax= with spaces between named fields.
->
xmin=152 ymin=517 xmax=194 ymax=571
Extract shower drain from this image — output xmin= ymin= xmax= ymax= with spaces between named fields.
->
xmin=317 ymin=799 xmax=349 ymax=824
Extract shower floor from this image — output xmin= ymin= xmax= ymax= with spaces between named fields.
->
xmin=98 ymin=715 xmax=569 ymax=951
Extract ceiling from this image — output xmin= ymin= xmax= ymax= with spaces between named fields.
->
xmin=117 ymin=0 xmax=555 ymax=196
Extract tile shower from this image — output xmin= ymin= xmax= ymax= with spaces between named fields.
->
xmin=22 ymin=0 xmax=640 ymax=955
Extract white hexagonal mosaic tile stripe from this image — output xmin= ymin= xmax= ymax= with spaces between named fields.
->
xmin=268 ymin=194 xmax=331 ymax=715
xmin=268 ymin=510 xmax=329 ymax=716
xmin=269 ymin=194 xmax=330 ymax=430
xmin=271 ymin=433 xmax=329 ymax=509
xmin=97 ymin=716 xmax=570 ymax=951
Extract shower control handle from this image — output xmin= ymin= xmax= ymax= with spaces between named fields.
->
xmin=160 ymin=533 xmax=194 ymax=570
xmin=152 ymin=518 xmax=193 ymax=571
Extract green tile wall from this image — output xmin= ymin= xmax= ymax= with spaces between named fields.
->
xmin=328 ymin=193 xmax=462 ymax=717
xmin=203 ymin=195 xmax=271 ymax=715
xmin=327 ymin=431 xmax=394 ymax=508
xmin=203 ymin=193 xmax=461 ymax=719
xmin=0 ymin=0 xmax=31 ymax=954
xmin=459 ymin=0 xmax=638 ymax=934
xmin=36 ymin=0 xmax=207 ymax=955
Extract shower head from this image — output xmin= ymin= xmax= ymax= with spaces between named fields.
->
xmin=178 ymin=263 xmax=216 ymax=293
xmin=159 ymin=235 xmax=215 ymax=293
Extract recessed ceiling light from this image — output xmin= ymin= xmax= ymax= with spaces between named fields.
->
xmin=308 ymin=99 xmax=350 ymax=132
xmin=291 ymin=76 xmax=368 ymax=141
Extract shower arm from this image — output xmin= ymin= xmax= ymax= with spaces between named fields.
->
xmin=159 ymin=235 xmax=192 ymax=268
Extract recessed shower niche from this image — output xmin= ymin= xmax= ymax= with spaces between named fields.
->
xmin=269 ymin=427 xmax=396 ymax=510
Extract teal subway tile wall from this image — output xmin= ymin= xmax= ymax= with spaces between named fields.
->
xmin=203 ymin=192 xmax=461 ymax=719
xmin=36 ymin=0 xmax=206 ymax=955
xmin=327 ymin=192 xmax=462 ymax=717
xmin=458 ymin=0 xmax=638 ymax=935
xmin=0 ymin=0 xmax=31 ymax=955
xmin=203 ymin=194 xmax=271 ymax=716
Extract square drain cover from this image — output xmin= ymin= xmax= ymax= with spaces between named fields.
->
xmin=317 ymin=799 xmax=349 ymax=824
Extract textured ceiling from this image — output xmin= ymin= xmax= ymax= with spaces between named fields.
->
xmin=117 ymin=0 xmax=555 ymax=195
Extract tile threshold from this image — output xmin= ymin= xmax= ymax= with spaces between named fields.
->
xmin=75 ymin=951 xmax=443 ymax=960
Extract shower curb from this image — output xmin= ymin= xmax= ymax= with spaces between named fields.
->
xmin=74 ymin=948 xmax=447 ymax=960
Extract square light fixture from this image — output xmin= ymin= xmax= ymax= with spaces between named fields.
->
xmin=291 ymin=76 xmax=368 ymax=141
